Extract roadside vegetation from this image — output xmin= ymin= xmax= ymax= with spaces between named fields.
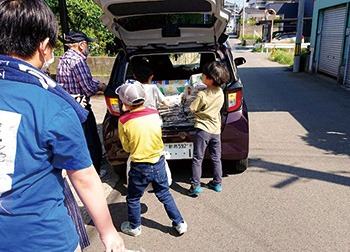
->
xmin=251 ymin=47 xmax=267 ymax=53
xmin=268 ymin=48 xmax=294 ymax=66
xmin=252 ymin=48 xmax=309 ymax=68
xmin=45 ymin=0 xmax=119 ymax=56
xmin=239 ymin=35 xmax=261 ymax=41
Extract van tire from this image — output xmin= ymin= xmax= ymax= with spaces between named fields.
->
xmin=233 ymin=158 xmax=248 ymax=173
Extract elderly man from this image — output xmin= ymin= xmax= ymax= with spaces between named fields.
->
xmin=0 ymin=1 xmax=124 ymax=251
xmin=56 ymin=30 xmax=107 ymax=178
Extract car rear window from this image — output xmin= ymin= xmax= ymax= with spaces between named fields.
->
xmin=127 ymin=52 xmax=216 ymax=81
xmin=116 ymin=14 xmax=214 ymax=32
xmin=107 ymin=0 xmax=212 ymax=16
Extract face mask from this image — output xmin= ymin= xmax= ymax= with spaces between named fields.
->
xmin=83 ymin=45 xmax=89 ymax=57
xmin=40 ymin=43 xmax=54 ymax=72
xmin=80 ymin=44 xmax=89 ymax=57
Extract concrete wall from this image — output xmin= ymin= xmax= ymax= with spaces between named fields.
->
xmin=237 ymin=24 xmax=263 ymax=38
xmin=49 ymin=56 xmax=115 ymax=84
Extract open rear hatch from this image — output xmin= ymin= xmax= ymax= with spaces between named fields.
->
xmin=93 ymin=0 xmax=231 ymax=49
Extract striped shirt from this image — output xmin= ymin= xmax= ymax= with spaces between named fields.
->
xmin=56 ymin=48 xmax=99 ymax=100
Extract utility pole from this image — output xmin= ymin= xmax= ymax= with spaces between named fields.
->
xmin=293 ymin=0 xmax=305 ymax=72
xmin=233 ymin=1 xmax=236 ymax=33
xmin=59 ymin=0 xmax=69 ymax=52
xmin=242 ymin=0 xmax=245 ymax=45
xmin=265 ymin=9 xmax=276 ymax=43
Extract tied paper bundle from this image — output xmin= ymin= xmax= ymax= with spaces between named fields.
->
xmin=158 ymin=97 xmax=194 ymax=127
xmin=157 ymin=73 xmax=207 ymax=127
xmin=188 ymin=73 xmax=207 ymax=101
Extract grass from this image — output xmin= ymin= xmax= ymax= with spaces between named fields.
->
xmin=253 ymin=48 xmax=309 ymax=69
xmin=239 ymin=35 xmax=261 ymax=40
xmin=268 ymin=49 xmax=294 ymax=66
xmin=252 ymin=47 xmax=268 ymax=53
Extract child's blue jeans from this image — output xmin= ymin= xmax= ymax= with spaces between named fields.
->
xmin=127 ymin=155 xmax=183 ymax=229
xmin=191 ymin=128 xmax=222 ymax=188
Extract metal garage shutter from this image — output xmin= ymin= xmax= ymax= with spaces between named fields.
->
xmin=318 ymin=5 xmax=346 ymax=77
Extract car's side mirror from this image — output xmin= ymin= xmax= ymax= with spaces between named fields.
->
xmin=234 ymin=57 xmax=246 ymax=67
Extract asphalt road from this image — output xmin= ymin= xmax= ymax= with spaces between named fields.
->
xmin=85 ymin=39 xmax=350 ymax=252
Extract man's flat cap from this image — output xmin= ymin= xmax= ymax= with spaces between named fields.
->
xmin=64 ymin=30 xmax=95 ymax=43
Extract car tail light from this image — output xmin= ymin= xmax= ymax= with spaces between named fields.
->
xmin=227 ymin=90 xmax=242 ymax=112
xmin=105 ymin=96 xmax=120 ymax=116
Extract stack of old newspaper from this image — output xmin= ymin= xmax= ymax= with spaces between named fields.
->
xmin=158 ymin=73 xmax=206 ymax=127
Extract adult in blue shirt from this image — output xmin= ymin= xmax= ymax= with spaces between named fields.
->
xmin=0 ymin=1 xmax=124 ymax=252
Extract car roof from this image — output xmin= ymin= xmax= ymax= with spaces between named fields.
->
xmin=93 ymin=0 xmax=231 ymax=50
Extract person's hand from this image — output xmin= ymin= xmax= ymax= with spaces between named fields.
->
xmin=71 ymin=94 xmax=87 ymax=108
xmin=98 ymin=82 xmax=107 ymax=92
xmin=178 ymin=92 xmax=185 ymax=101
xmin=81 ymin=96 xmax=88 ymax=108
xmin=100 ymin=231 xmax=125 ymax=252
xmin=168 ymin=93 xmax=184 ymax=107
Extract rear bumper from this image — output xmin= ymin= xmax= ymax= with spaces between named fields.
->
xmin=102 ymin=108 xmax=249 ymax=165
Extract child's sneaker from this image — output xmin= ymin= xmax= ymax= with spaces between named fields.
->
xmin=175 ymin=221 xmax=188 ymax=235
xmin=121 ymin=221 xmax=141 ymax=237
xmin=207 ymin=181 xmax=222 ymax=192
xmin=188 ymin=185 xmax=203 ymax=196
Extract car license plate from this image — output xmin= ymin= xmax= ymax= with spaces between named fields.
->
xmin=164 ymin=142 xmax=193 ymax=160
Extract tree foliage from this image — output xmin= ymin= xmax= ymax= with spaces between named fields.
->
xmin=45 ymin=0 xmax=119 ymax=56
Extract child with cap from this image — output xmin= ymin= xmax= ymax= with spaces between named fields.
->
xmin=188 ymin=61 xmax=230 ymax=196
xmin=117 ymin=82 xmax=187 ymax=236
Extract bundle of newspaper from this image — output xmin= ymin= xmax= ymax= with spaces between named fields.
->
xmin=158 ymin=98 xmax=194 ymax=127
xmin=157 ymin=73 xmax=207 ymax=127
xmin=187 ymin=73 xmax=206 ymax=101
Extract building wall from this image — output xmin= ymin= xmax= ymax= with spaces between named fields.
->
xmin=310 ymin=0 xmax=349 ymax=48
xmin=309 ymin=0 xmax=350 ymax=83
xmin=265 ymin=3 xmax=298 ymax=18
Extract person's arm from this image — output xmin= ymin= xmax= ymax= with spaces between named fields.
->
xmin=190 ymin=92 xmax=203 ymax=113
xmin=47 ymin=108 xmax=124 ymax=252
xmin=73 ymin=59 xmax=100 ymax=97
xmin=162 ymin=99 xmax=170 ymax=107
xmin=67 ymin=166 xmax=125 ymax=252
xmin=154 ymin=86 xmax=170 ymax=107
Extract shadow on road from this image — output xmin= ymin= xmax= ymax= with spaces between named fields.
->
xmin=168 ymin=159 xmax=246 ymax=195
xmin=107 ymin=180 xmax=188 ymax=236
xmin=239 ymin=66 xmax=350 ymax=158
xmin=249 ymin=158 xmax=350 ymax=188
xmin=140 ymin=217 xmax=182 ymax=237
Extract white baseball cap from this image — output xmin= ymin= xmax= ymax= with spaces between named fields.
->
xmin=116 ymin=80 xmax=146 ymax=106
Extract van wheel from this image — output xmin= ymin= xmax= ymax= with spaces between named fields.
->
xmin=233 ymin=158 xmax=248 ymax=173
xmin=222 ymin=158 xmax=248 ymax=174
